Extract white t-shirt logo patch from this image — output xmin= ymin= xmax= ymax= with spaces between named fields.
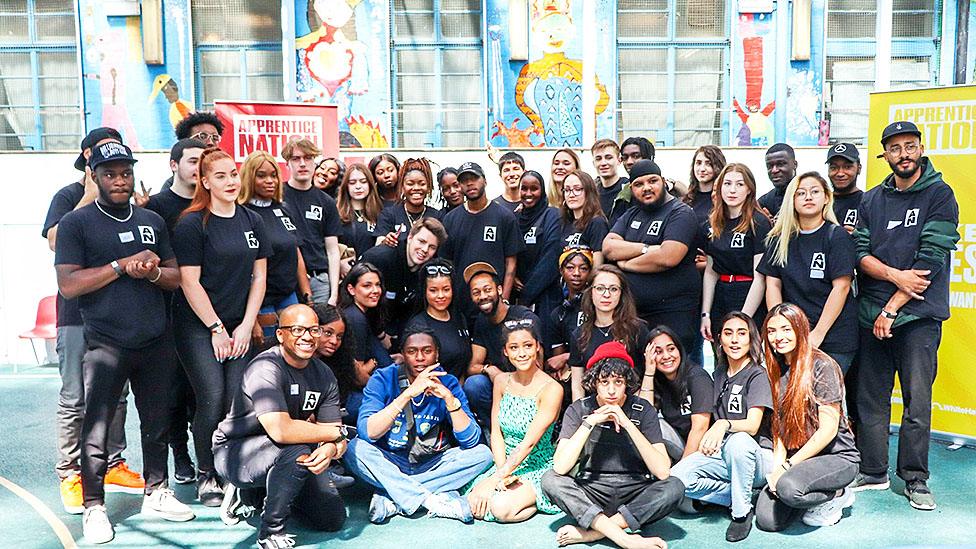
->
xmin=484 ymin=226 xmax=497 ymax=242
xmin=630 ymin=220 xmax=642 ymax=230
xmin=680 ymin=395 xmax=693 ymax=416
xmin=244 ymin=231 xmax=260 ymax=249
xmin=565 ymin=232 xmax=581 ymax=247
xmin=843 ymin=209 xmax=858 ymax=226
xmin=281 ymin=217 xmax=296 ymax=231
xmin=730 ymin=232 xmax=745 ymax=248
xmin=727 ymin=393 xmax=742 ymax=414
xmin=576 ymin=311 xmax=585 ymax=327
xmin=302 ymin=391 xmax=321 ymax=411
xmin=306 ymin=205 xmax=322 ymax=221
xmin=810 ymin=252 xmax=826 ymax=279
xmin=904 ymin=208 xmax=919 ymax=227
xmin=118 ymin=231 xmax=134 ymax=243
xmin=524 ymin=226 xmax=537 ymax=245
xmin=646 ymin=220 xmax=662 ymax=236
xmin=138 ymin=226 xmax=156 ymax=244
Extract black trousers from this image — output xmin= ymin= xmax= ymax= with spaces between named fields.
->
xmin=755 ymin=455 xmax=858 ymax=532
xmin=855 ymin=318 xmax=941 ymax=482
xmin=542 ymin=470 xmax=683 ymax=531
xmin=81 ymin=335 xmax=176 ymax=506
xmin=214 ymin=435 xmax=346 ymax=537
xmin=168 ymin=361 xmax=194 ymax=452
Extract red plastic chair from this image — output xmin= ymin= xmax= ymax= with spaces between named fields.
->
xmin=19 ymin=295 xmax=57 ymax=364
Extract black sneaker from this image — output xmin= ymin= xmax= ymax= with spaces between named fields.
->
xmin=726 ymin=508 xmax=754 ymax=543
xmin=904 ymin=479 xmax=936 ymax=510
xmin=173 ymin=449 xmax=196 ymax=485
xmin=850 ymin=472 xmax=890 ymax=492
xmin=196 ymin=471 xmax=224 ymax=507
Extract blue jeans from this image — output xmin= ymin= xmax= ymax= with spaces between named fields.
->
xmin=343 ymin=391 xmax=364 ymax=426
xmin=462 ymin=374 xmax=493 ymax=427
xmin=671 ymin=432 xmax=773 ymax=519
xmin=259 ymin=293 xmax=300 ymax=338
xmin=344 ymin=438 xmax=492 ymax=514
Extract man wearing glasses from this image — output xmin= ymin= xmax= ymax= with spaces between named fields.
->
xmin=852 ymin=121 xmax=959 ymax=511
xmin=174 ymin=111 xmax=224 ymax=145
xmin=214 ymin=304 xmax=348 ymax=549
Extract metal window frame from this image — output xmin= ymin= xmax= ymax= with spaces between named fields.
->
xmin=193 ymin=42 xmax=283 ymax=110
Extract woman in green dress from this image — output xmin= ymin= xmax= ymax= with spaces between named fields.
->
xmin=465 ymin=318 xmax=564 ymax=522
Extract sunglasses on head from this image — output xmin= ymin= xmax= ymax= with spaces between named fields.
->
xmin=504 ymin=318 xmax=535 ymax=330
xmin=425 ymin=265 xmax=453 ymax=277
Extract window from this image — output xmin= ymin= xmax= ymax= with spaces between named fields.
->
xmin=0 ymin=0 xmax=81 ymax=150
xmin=192 ymin=0 xmax=283 ymax=111
xmin=824 ymin=0 xmax=940 ymax=144
xmin=616 ymin=0 xmax=728 ymax=146
xmin=392 ymin=0 xmax=483 ymax=148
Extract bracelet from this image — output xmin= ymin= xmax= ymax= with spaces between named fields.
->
xmin=111 ymin=260 xmax=124 ymax=277
xmin=148 ymin=267 xmax=162 ymax=283
xmin=481 ymin=363 xmax=491 ymax=375
xmin=581 ymin=420 xmax=595 ymax=430
xmin=447 ymin=403 xmax=462 ymax=413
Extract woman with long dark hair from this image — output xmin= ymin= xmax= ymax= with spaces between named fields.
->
xmin=173 ymin=147 xmax=269 ymax=506
xmin=336 ymin=162 xmax=383 ymax=264
xmin=560 ymin=170 xmax=609 ymax=267
xmin=670 ymin=312 xmax=774 ymax=542
xmin=309 ymin=303 xmax=361 ymax=424
xmin=369 ymin=153 xmax=401 ymax=207
xmin=756 ymin=303 xmax=859 ymax=531
xmin=568 ymin=265 xmax=652 ymax=401
xmin=683 ymin=145 xmax=727 ymax=227
xmin=375 ymin=157 xmax=442 ymax=247
xmin=338 ymin=262 xmax=393 ymax=374
xmin=701 ymin=163 xmax=771 ymax=343
xmin=514 ymin=170 xmax=562 ymax=327
xmin=404 ymin=258 xmax=471 ymax=379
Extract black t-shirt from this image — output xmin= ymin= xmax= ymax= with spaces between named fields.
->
xmin=359 ymin=239 xmax=422 ymax=336
xmin=598 ymin=177 xmax=626 ymax=218
xmin=832 ymin=190 xmax=864 ymax=230
xmin=559 ymin=395 xmax=664 ymax=475
xmin=656 ymin=366 xmax=713 ymax=441
xmin=546 ymin=294 xmax=584 ymax=352
xmin=758 ymin=186 xmax=787 ymax=218
xmin=568 ymin=321 xmax=650 ymax=378
xmin=561 ymin=216 xmax=609 ymax=252
xmin=145 ymin=187 xmax=192 ymax=234
xmin=375 ymin=204 xmax=443 ymax=239
xmin=283 ymin=184 xmax=341 ymax=271
xmin=43 ymin=181 xmax=86 ymax=327
xmin=609 ymin=199 xmax=700 ymax=314
xmin=173 ymin=208 xmax=271 ymax=329
xmin=777 ymin=355 xmax=859 ymax=463
xmin=688 ymin=190 xmax=714 ymax=228
xmin=758 ymin=223 xmax=857 ymax=353
xmin=712 ymin=362 xmax=774 ymax=448
xmin=404 ymin=311 xmax=471 ymax=379
xmin=442 ymin=202 xmax=523 ymax=291
xmin=339 ymin=215 xmax=377 ymax=259
xmin=244 ymin=202 xmax=300 ymax=307
xmin=213 ymin=346 xmax=342 ymax=444
xmin=54 ymin=203 xmax=173 ymax=348
xmin=492 ymin=195 xmax=521 ymax=214
xmin=342 ymin=304 xmax=392 ymax=366
xmin=705 ymin=213 xmax=772 ymax=276
xmin=471 ymin=304 xmax=539 ymax=370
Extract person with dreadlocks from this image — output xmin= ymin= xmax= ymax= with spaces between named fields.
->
xmin=375 ymin=157 xmax=443 ymax=248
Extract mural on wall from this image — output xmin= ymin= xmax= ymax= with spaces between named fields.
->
xmin=79 ymin=0 xmax=194 ymax=150
xmin=785 ymin=0 xmax=825 ymax=146
xmin=295 ymin=0 xmax=390 ymax=148
xmin=731 ymin=13 xmax=776 ymax=146
xmin=487 ymin=0 xmax=613 ymax=148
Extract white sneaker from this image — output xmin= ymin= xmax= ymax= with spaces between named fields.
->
xmin=83 ymin=505 xmax=115 ymax=544
xmin=423 ymin=492 xmax=473 ymax=523
xmin=802 ymin=488 xmax=854 ymax=527
xmin=142 ymin=488 xmax=196 ymax=522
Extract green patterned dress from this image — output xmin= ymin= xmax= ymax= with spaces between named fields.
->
xmin=463 ymin=387 xmax=560 ymax=521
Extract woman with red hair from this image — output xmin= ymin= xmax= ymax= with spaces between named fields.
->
xmin=756 ymin=303 xmax=859 ymax=531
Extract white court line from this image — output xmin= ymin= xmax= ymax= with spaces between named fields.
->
xmin=0 ymin=374 xmax=60 ymax=380
xmin=0 ymin=475 xmax=78 ymax=549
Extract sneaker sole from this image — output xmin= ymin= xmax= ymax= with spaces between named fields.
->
xmin=903 ymin=488 xmax=936 ymax=510
xmin=104 ymin=484 xmax=145 ymax=495
xmin=63 ymin=503 xmax=84 ymax=515
xmin=173 ymin=476 xmax=196 ymax=485
xmin=141 ymin=505 xmax=196 ymax=522
xmin=851 ymin=480 xmax=889 ymax=492
xmin=84 ymin=530 xmax=115 ymax=545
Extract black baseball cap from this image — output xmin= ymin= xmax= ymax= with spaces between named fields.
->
xmin=880 ymin=121 xmax=921 ymax=145
xmin=457 ymin=162 xmax=485 ymax=179
xmin=826 ymin=143 xmax=859 ymax=164
xmin=75 ymin=127 xmax=123 ymax=171
xmin=88 ymin=142 xmax=137 ymax=171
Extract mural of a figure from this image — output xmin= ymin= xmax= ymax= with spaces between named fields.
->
xmin=86 ymin=30 xmax=142 ymax=149
xmin=297 ymin=0 xmax=368 ymax=103
xmin=148 ymin=74 xmax=194 ymax=129
xmin=514 ymin=0 xmax=609 ymax=147
xmin=733 ymin=17 xmax=776 ymax=146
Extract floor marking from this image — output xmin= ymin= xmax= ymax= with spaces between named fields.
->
xmin=0 ymin=475 xmax=78 ymax=549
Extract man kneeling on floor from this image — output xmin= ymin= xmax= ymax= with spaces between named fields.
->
xmin=345 ymin=327 xmax=493 ymax=524
xmin=213 ymin=304 xmax=347 ymax=549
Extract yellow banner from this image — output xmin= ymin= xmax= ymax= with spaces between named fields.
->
xmin=867 ymin=85 xmax=976 ymax=440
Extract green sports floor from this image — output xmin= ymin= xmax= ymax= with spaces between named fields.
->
xmin=2 ymin=366 xmax=974 ymax=549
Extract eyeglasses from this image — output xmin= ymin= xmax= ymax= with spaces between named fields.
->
xmin=563 ymin=186 xmax=584 ymax=197
xmin=279 ymin=325 xmax=323 ymax=338
xmin=593 ymin=285 xmax=621 ymax=296
xmin=191 ymin=132 xmax=221 ymax=144
xmin=794 ymin=188 xmax=824 ymax=199
xmin=885 ymin=143 xmax=919 ymax=156
xmin=425 ymin=265 xmax=453 ymax=277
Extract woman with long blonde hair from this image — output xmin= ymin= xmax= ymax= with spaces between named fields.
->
xmin=547 ymin=148 xmax=581 ymax=205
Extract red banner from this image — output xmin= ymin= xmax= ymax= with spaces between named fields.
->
xmin=214 ymin=100 xmax=339 ymax=168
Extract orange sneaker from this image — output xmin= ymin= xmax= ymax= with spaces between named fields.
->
xmin=60 ymin=473 xmax=84 ymax=514
xmin=104 ymin=462 xmax=145 ymax=494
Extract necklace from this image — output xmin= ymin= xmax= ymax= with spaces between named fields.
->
xmin=597 ymin=324 xmax=612 ymax=338
xmin=354 ymin=209 xmax=366 ymax=223
xmin=95 ymin=201 xmax=133 ymax=223
xmin=405 ymin=205 xmax=426 ymax=225
xmin=411 ymin=393 xmax=426 ymax=407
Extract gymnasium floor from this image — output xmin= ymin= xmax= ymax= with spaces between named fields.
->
xmin=1 ymin=365 xmax=973 ymax=549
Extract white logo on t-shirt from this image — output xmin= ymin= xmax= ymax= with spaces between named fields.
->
xmin=843 ymin=209 xmax=858 ymax=226
xmin=244 ymin=231 xmax=260 ymax=249
xmin=576 ymin=311 xmax=585 ymax=327
xmin=904 ymin=208 xmax=919 ymax=227
xmin=302 ymin=391 xmax=321 ymax=411
xmin=565 ymin=232 xmax=582 ymax=247
xmin=484 ymin=226 xmax=497 ymax=242
xmin=118 ymin=231 xmax=134 ymax=243
xmin=680 ymin=395 xmax=693 ymax=416
xmin=306 ymin=205 xmax=322 ymax=221
xmin=730 ymin=232 xmax=745 ymax=248
xmin=727 ymin=393 xmax=742 ymax=414
xmin=524 ymin=226 xmax=537 ymax=244
xmin=810 ymin=252 xmax=826 ymax=279
xmin=281 ymin=217 xmax=296 ymax=231
xmin=646 ymin=220 xmax=662 ymax=236
xmin=630 ymin=220 xmax=641 ymax=230
xmin=138 ymin=226 xmax=156 ymax=244
xmin=273 ymin=208 xmax=284 ymax=217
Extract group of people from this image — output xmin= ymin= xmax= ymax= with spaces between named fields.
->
xmin=44 ymin=110 xmax=959 ymax=548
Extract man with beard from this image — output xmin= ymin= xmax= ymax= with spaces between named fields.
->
xmin=462 ymin=262 xmax=540 ymax=424
xmin=441 ymin=162 xmax=522 ymax=311
xmin=826 ymin=143 xmax=864 ymax=234
xmin=56 ymin=142 xmax=194 ymax=543
xmin=602 ymin=160 xmax=700 ymax=364
xmin=492 ymin=151 xmax=525 ymax=213
xmin=757 ymin=143 xmax=798 ymax=218
xmin=852 ymin=121 xmax=959 ymax=511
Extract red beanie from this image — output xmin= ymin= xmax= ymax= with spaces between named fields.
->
xmin=585 ymin=340 xmax=633 ymax=370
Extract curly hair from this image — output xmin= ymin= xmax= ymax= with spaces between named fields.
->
xmin=175 ymin=111 xmax=224 ymax=140
xmin=582 ymin=357 xmax=640 ymax=395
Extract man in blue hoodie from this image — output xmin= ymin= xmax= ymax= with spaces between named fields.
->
xmin=852 ymin=121 xmax=960 ymax=511
xmin=345 ymin=327 xmax=492 ymax=524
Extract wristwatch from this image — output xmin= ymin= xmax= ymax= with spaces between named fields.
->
xmin=641 ymin=244 xmax=650 ymax=254
xmin=208 ymin=320 xmax=225 ymax=334
xmin=880 ymin=309 xmax=898 ymax=320
xmin=334 ymin=425 xmax=349 ymax=443
xmin=111 ymin=260 xmax=124 ymax=277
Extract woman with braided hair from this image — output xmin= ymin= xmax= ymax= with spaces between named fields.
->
xmin=375 ymin=157 xmax=443 ymax=248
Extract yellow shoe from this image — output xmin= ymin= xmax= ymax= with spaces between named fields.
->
xmin=104 ymin=462 xmax=145 ymax=494
xmin=60 ymin=474 xmax=84 ymax=514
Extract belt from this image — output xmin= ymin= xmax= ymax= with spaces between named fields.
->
xmin=718 ymin=274 xmax=753 ymax=283
xmin=309 ymin=269 xmax=329 ymax=277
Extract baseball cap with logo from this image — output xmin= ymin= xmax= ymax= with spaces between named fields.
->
xmin=826 ymin=142 xmax=860 ymax=164
xmin=88 ymin=142 xmax=138 ymax=171
xmin=880 ymin=121 xmax=922 ymax=145
xmin=74 ymin=127 xmax=123 ymax=171
xmin=457 ymin=162 xmax=485 ymax=180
